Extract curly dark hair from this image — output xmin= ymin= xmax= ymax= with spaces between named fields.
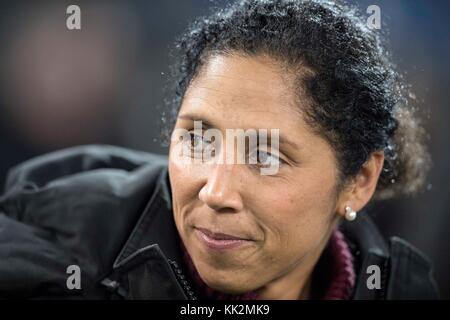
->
xmin=162 ymin=0 xmax=430 ymax=200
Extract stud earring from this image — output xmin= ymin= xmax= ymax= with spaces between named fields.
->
xmin=345 ymin=206 xmax=357 ymax=221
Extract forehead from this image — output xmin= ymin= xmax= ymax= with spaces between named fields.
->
xmin=181 ymin=54 xmax=305 ymax=130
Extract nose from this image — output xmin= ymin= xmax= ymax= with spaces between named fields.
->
xmin=198 ymin=163 xmax=244 ymax=213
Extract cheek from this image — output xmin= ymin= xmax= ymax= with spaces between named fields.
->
xmin=168 ymin=144 xmax=205 ymax=201
xmin=168 ymin=152 xmax=199 ymax=233
xmin=253 ymin=168 xmax=337 ymax=258
xmin=168 ymin=148 xmax=219 ymax=245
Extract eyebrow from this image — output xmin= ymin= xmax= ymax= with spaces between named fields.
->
xmin=177 ymin=113 xmax=215 ymax=129
xmin=278 ymin=135 xmax=301 ymax=151
xmin=177 ymin=113 xmax=301 ymax=151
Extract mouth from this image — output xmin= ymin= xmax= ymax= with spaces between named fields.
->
xmin=194 ymin=227 xmax=254 ymax=251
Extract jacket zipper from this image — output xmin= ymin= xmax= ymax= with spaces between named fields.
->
xmin=168 ymin=259 xmax=197 ymax=300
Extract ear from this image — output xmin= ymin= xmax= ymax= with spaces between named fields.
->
xmin=336 ymin=151 xmax=385 ymax=217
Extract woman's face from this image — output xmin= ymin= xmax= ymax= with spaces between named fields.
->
xmin=168 ymin=54 xmax=342 ymax=296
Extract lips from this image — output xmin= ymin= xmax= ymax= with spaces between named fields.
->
xmin=194 ymin=227 xmax=253 ymax=250
xmin=196 ymin=227 xmax=248 ymax=241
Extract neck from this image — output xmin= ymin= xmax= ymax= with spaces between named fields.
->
xmin=256 ymin=268 xmax=313 ymax=300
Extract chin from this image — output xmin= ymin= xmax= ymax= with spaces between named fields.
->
xmin=198 ymin=268 xmax=256 ymax=295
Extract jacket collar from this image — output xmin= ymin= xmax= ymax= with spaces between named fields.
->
xmin=103 ymin=166 xmax=192 ymax=299
xmin=112 ymin=165 xmax=182 ymax=267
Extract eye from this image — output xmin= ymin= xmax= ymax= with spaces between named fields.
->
xmin=187 ymin=132 xmax=215 ymax=157
xmin=248 ymin=149 xmax=285 ymax=168
xmin=189 ymin=132 xmax=203 ymax=150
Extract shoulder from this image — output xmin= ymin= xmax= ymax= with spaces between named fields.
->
xmin=386 ymin=237 xmax=439 ymax=299
xmin=3 ymin=144 xmax=167 ymax=191
xmin=1 ymin=145 xmax=169 ymax=226
xmin=0 ymin=145 xmax=169 ymax=298
xmin=340 ymin=214 xmax=439 ymax=300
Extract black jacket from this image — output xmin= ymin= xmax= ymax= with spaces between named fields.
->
xmin=0 ymin=145 xmax=439 ymax=299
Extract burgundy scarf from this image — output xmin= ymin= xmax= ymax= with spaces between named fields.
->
xmin=181 ymin=230 xmax=355 ymax=300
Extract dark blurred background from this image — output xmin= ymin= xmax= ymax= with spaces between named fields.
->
xmin=0 ymin=0 xmax=448 ymax=298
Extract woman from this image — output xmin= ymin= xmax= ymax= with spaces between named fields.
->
xmin=0 ymin=0 xmax=438 ymax=299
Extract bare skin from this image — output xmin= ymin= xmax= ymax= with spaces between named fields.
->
xmin=168 ymin=53 xmax=384 ymax=300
